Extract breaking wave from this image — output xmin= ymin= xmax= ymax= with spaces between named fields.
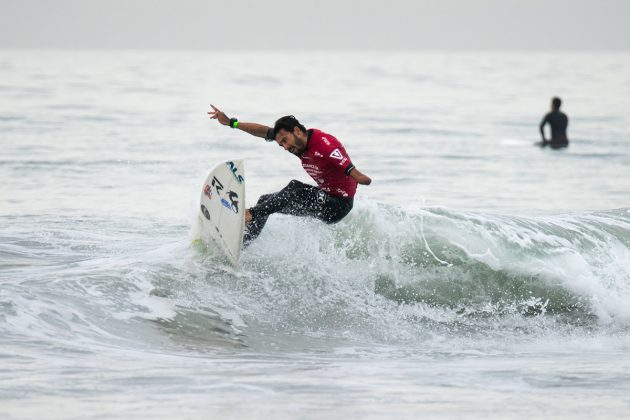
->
xmin=2 ymin=204 xmax=630 ymax=355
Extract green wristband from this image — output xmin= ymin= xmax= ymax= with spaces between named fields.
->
xmin=229 ymin=118 xmax=238 ymax=129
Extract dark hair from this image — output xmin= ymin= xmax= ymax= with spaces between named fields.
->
xmin=273 ymin=115 xmax=306 ymax=136
xmin=552 ymin=97 xmax=562 ymax=109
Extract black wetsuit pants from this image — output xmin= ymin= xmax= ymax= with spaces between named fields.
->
xmin=244 ymin=179 xmax=353 ymax=244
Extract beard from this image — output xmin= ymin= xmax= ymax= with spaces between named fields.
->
xmin=292 ymin=136 xmax=307 ymax=156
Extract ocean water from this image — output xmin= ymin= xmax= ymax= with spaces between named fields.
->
xmin=1 ymin=50 xmax=630 ymax=418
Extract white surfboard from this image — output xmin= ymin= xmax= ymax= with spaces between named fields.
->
xmin=197 ymin=160 xmax=246 ymax=265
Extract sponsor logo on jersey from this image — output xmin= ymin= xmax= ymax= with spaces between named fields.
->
xmin=329 ymin=148 xmax=343 ymax=160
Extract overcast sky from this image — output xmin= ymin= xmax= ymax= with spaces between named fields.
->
xmin=1 ymin=0 xmax=628 ymax=50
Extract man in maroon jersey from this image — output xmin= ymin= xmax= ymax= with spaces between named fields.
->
xmin=208 ymin=105 xmax=372 ymax=243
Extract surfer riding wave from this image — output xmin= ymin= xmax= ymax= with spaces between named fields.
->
xmin=208 ymin=105 xmax=372 ymax=244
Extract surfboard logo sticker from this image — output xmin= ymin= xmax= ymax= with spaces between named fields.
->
xmin=211 ymin=176 xmax=224 ymax=194
xmin=220 ymin=190 xmax=239 ymax=214
xmin=226 ymin=161 xmax=245 ymax=184
xmin=208 ymin=175 xmax=239 ymax=214
xmin=200 ymin=204 xmax=211 ymax=220
xmin=203 ymin=184 xmax=213 ymax=199
xmin=329 ymin=149 xmax=343 ymax=160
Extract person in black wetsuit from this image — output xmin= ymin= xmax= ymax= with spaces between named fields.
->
xmin=539 ymin=97 xmax=569 ymax=148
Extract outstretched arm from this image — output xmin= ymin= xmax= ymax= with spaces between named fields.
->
xmin=349 ymin=167 xmax=372 ymax=185
xmin=208 ymin=104 xmax=272 ymax=139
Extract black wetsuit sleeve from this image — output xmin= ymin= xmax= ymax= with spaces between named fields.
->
xmin=540 ymin=113 xmax=550 ymax=139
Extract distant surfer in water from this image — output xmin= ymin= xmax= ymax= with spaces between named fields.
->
xmin=539 ymin=97 xmax=569 ymax=148
xmin=208 ymin=105 xmax=372 ymax=244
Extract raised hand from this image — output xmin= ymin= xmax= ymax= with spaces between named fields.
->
xmin=208 ymin=104 xmax=230 ymax=126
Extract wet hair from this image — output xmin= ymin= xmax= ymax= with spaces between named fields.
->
xmin=273 ymin=115 xmax=306 ymax=136
xmin=552 ymin=97 xmax=562 ymax=109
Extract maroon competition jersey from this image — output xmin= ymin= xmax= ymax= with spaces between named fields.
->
xmin=300 ymin=129 xmax=357 ymax=198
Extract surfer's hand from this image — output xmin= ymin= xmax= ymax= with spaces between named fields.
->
xmin=349 ymin=168 xmax=372 ymax=185
xmin=208 ymin=104 xmax=230 ymax=126
xmin=356 ymin=174 xmax=372 ymax=185
xmin=245 ymin=209 xmax=252 ymax=223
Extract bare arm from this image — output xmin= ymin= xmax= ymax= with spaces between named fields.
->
xmin=349 ymin=167 xmax=372 ymax=185
xmin=208 ymin=104 xmax=272 ymax=139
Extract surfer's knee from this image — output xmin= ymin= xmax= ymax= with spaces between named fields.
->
xmin=286 ymin=179 xmax=301 ymax=190
xmin=257 ymin=194 xmax=272 ymax=205
xmin=278 ymin=180 xmax=304 ymax=197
